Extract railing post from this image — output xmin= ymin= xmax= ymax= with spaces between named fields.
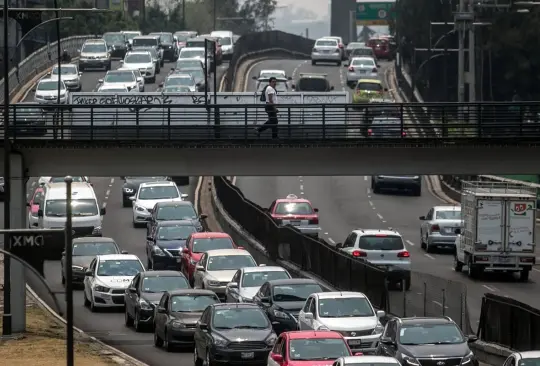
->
xmin=287 ymin=107 xmax=291 ymax=139
xmin=244 ymin=107 xmax=248 ymax=141
xmin=90 ymin=107 xmax=93 ymax=141
xmin=136 ymin=108 xmax=140 ymax=140
xmin=214 ymin=106 xmax=221 ymax=140
xmin=167 ymin=106 xmax=171 ymax=141
xmin=442 ymin=105 xmax=447 ymax=138
xmin=400 ymin=104 xmax=404 ymax=137
xmin=322 ymin=104 xmax=326 ymax=139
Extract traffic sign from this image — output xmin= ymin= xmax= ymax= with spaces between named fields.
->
xmin=356 ymin=1 xmax=396 ymax=26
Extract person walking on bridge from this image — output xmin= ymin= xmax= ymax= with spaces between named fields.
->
xmin=256 ymin=77 xmax=279 ymax=138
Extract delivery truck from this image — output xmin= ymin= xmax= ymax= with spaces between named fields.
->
xmin=454 ymin=181 xmax=536 ymax=281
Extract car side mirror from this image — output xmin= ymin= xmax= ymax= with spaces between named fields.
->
xmin=199 ymin=322 xmax=208 ymax=330
xmin=313 ymin=208 xmax=319 ymax=212
xmin=376 ymin=310 xmax=386 ymax=318
xmin=137 ymin=77 xmax=143 ymax=83
xmin=384 ymin=88 xmax=388 ymax=92
xmin=271 ymin=354 xmax=283 ymax=363
xmin=455 ymin=228 xmax=461 ymax=235
xmin=85 ymin=270 xmax=93 ymax=276
xmin=128 ymin=196 xmax=136 ymax=201
xmin=119 ymin=60 xmax=124 ymax=64
xmin=195 ymin=265 xmax=205 ymax=272
xmin=287 ymin=76 xmax=292 ymax=80
xmin=196 ymin=82 xmax=201 ymax=86
xmin=344 ymin=63 xmax=349 ymax=67
xmin=121 ymin=250 xmax=128 ymax=254
xmin=377 ymin=64 xmax=381 ymax=68
xmin=419 ymin=216 xmax=426 ymax=220
xmin=157 ymin=306 xmax=167 ymax=313
xmin=252 ymin=76 xmax=257 ymax=80
xmin=304 ymin=312 xmax=314 ymax=319
xmin=78 ymin=72 xmax=83 ymax=76
xmin=467 ymin=335 xmax=478 ymax=343
xmin=227 ymin=282 xmax=238 ymax=289
xmin=100 ymin=208 xmax=106 ymax=216
xmin=128 ymin=287 xmax=137 ymax=293
xmin=260 ymin=296 xmax=271 ymax=304
xmin=32 ymin=88 xmax=36 ymax=92
xmin=158 ymin=82 xmax=164 ymax=87
xmin=199 ymin=214 xmax=208 ymax=220
xmin=37 ymin=209 xmax=43 ymax=217
xmin=380 ymin=336 xmax=395 ymax=346
xmin=26 ymin=202 xmax=31 ymax=207
xmin=170 ymin=67 xmax=175 ymax=71
xmin=181 ymin=194 xmax=188 ymax=199
xmin=98 ymin=79 xmax=103 ymax=83
xmin=182 ymin=247 xmax=189 ymax=253
xmin=335 ymin=242 xmax=343 ymax=249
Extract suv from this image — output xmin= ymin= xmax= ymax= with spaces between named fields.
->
xmin=78 ymin=39 xmax=111 ymax=71
xmin=149 ymin=32 xmax=178 ymax=61
xmin=293 ymin=73 xmax=334 ymax=92
xmin=132 ymin=36 xmax=164 ymax=66
xmin=377 ymin=317 xmax=479 ymax=366
xmin=371 ymin=175 xmax=421 ymax=196
xmin=336 ymin=229 xmax=411 ymax=290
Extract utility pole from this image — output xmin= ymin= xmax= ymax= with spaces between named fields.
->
xmin=455 ymin=0 xmax=471 ymax=104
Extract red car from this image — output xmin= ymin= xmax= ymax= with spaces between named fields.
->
xmin=27 ymin=187 xmax=44 ymax=227
xmin=367 ymin=37 xmax=392 ymax=60
xmin=268 ymin=330 xmax=360 ymax=366
xmin=269 ymin=194 xmax=320 ymax=238
xmin=181 ymin=232 xmax=238 ymax=285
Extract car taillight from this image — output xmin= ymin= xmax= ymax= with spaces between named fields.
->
xmin=310 ymin=217 xmax=319 ymax=224
xmin=237 ymin=246 xmax=244 ymax=249
xmin=367 ymin=129 xmax=372 ymax=136
xmin=348 ymin=66 xmax=354 ymax=72
xmin=431 ymin=224 xmax=440 ymax=232
xmin=402 ymin=131 xmax=407 ymax=137
xmin=398 ymin=251 xmax=410 ymax=258
xmin=352 ymin=250 xmax=367 ymax=257
xmin=372 ymin=68 xmax=377 ymax=72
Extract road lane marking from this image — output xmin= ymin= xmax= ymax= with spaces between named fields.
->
xmin=328 ymin=238 xmax=335 ymax=244
xmin=299 ymin=184 xmax=304 ymax=191
xmin=194 ymin=177 xmax=203 ymax=212
xmin=105 ymin=189 xmax=110 ymax=197
xmin=364 ymin=176 xmax=368 ymax=181
xmin=432 ymin=301 xmax=449 ymax=309
xmin=324 ymin=232 xmax=329 ymax=235
xmin=369 ymin=201 xmax=374 ymax=207
xmin=533 ymin=268 xmax=540 ymax=273
xmin=406 ymin=240 xmax=415 ymax=246
xmin=482 ymin=284 xmax=498 ymax=292
xmin=424 ymin=254 xmax=435 ymax=260
xmin=109 ymin=178 xmax=114 ymax=186
xmin=102 ymin=202 xmax=107 ymax=209
xmin=376 ymin=213 xmax=386 ymax=222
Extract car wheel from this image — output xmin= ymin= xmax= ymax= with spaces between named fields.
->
xmin=154 ymin=329 xmax=164 ymax=347
xmin=453 ymin=255 xmax=463 ymax=272
xmin=125 ymin=307 xmax=134 ymax=326
xmin=83 ymin=290 xmax=90 ymax=307
xmin=311 ymin=60 xmax=316 ymax=65
xmin=61 ymin=274 xmax=65 ymax=285
xmin=134 ymin=311 xmax=143 ymax=332
xmin=164 ymin=330 xmax=174 ymax=352
xmin=89 ymin=298 xmax=97 ymax=312
xmin=373 ymin=184 xmax=381 ymax=194
xmin=122 ymin=199 xmax=131 ymax=208
xmin=206 ymin=349 xmax=215 ymax=366
xmin=425 ymin=236 xmax=433 ymax=253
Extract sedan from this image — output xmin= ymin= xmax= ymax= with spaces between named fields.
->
xmin=98 ymin=70 xmax=138 ymax=92
xmin=159 ymin=74 xmax=198 ymax=92
xmin=121 ymin=176 xmax=171 ymax=207
xmin=346 ymin=57 xmax=379 ymax=87
xmin=171 ymin=58 xmax=204 ymax=74
xmin=131 ymin=46 xmax=161 ymax=73
xmin=48 ymin=64 xmax=82 ymax=91
xmin=10 ymin=103 xmax=47 ymax=136
xmin=225 ymin=266 xmax=291 ymax=303
xmin=146 ymin=220 xmax=198 ymax=270
xmin=179 ymin=67 xmax=207 ymax=91
xmin=419 ymin=205 xmax=462 ymax=252
xmin=146 ymin=200 xmax=206 ymax=236
xmin=33 ymin=79 xmax=69 ymax=105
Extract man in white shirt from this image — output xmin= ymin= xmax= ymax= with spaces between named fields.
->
xmin=256 ymin=77 xmax=279 ymax=138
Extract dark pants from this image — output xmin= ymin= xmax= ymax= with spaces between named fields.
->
xmin=257 ymin=105 xmax=278 ymax=138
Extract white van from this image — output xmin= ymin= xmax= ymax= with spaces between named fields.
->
xmin=38 ymin=182 xmax=105 ymax=237
xmin=210 ymin=30 xmax=234 ymax=59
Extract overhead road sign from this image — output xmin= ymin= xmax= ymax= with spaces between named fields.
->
xmin=356 ymin=0 xmax=396 ymax=26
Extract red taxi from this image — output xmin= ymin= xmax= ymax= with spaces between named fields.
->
xmin=269 ymin=194 xmax=320 ymax=238
xmin=181 ymin=232 xmax=238 ymax=285
xmin=27 ymin=187 xmax=44 ymax=227
xmin=267 ymin=330 xmax=361 ymax=366
xmin=366 ymin=37 xmax=392 ymax=60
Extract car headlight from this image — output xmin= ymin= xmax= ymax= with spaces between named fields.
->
xmin=273 ymin=310 xmax=289 ymax=319
xmin=135 ymin=206 xmax=146 ymax=212
xmin=402 ymin=355 xmax=420 ymax=366
xmin=461 ymin=351 xmax=474 ymax=364
xmin=265 ymin=333 xmax=277 ymax=346
xmin=172 ymin=320 xmax=185 ymax=328
xmin=207 ymin=280 xmax=220 ymax=287
xmin=153 ymin=246 xmax=165 ymax=256
xmin=213 ymin=334 xmax=228 ymax=347
xmin=72 ymin=265 xmax=84 ymax=271
xmin=92 ymin=226 xmax=102 ymax=235
xmin=139 ymin=299 xmax=153 ymax=310
xmin=316 ymin=325 xmax=330 ymax=331
xmin=373 ymin=323 xmax=384 ymax=334
xmin=189 ymin=259 xmax=197 ymax=265
xmin=94 ymin=285 xmax=110 ymax=293
xmin=123 ymin=187 xmax=134 ymax=193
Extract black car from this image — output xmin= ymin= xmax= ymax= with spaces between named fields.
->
xmin=10 ymin=103 xmax=47 ymax=136
xmin=150 ymin=32 xmax=178 ymax=61
xmin=253 ymin=278 xmax=324 ymax=334
xmin=293 ymin=74 xmax=334 ymax=92
xmin=153 ymin=289 xmax=220 ymax=350
xmin=0 ymin=177 xmax=4 ymax=201
xmin=103 ymin=32 xmax=129 ymax=58
xmin=121 ymin=176 xmax=171 ymax=207
xmin=147 ymin=201 xmax=207 ymax=236
xmin=193 ymin=303 xmax=277 ymax=365
xmin=61 ymin=237 xmax=124 ymax=285
xmin=377 ymin=317 xmax=479 ymax=366
xmin=125 ymin=270 xmax=190 ymax=332
xmin=146 ymin=220 xmax=198 ymax=270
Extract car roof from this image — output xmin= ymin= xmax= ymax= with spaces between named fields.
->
xmin=155 ymin=201 xmax=192 ymax=207
xmin=84 ymin=39 xmax=106 ymax=43
xmin=351 ymin=229 xmax=402 ymax=237
xmin=400 ymin=317 xmax=455 ymax=325
xmin=242 ymin=266 xmax=287 ymax=273
xmin=358 ymin=79 xmax=383 ymax=84
xmin=139 ymin=181 xmax=176 ymax=187
xmin=210 ymin=302 xmax=261 ymax=310
xmin=268 ymin=278 xmax=319 ymax=286
xmin=97 ymin=254 xmax=139 ymax=261
xmin=260 ymin=69 xmax=285 ymax=74
xmin=351 ymin=57 xmax=375 ymax=62
xmin=139 ymin=270 xmax=186 ymax=277
xmin=156 ymin=220 xmax=195 ymax=227
xmin=46 ymin=182 xmax=93 ymax=195
xmin=191 ymin=232 xmax=232 ymax=239
xmin=169 ymin=74 xmax=192 ymax=78
xmin=177 ymin=58 xmax=203 ymax=62
xmin=134 ymin=35 xmax=159 ymax=39
xmin=205 ymin=249 xmax=251 ymax=256
xmin=286 ymin=330 xmax=344 ymax=339
xmin=167 ymin=289 xmax=216 ymax=296
xmin=182 ymin=47 xmax=205 ymax=51
xmin=72 ymin=236 xmax=116 ymax=243
xmin=127 ymin=50 xmax=151 ymax=55
xmin=298 ymin=73 xmax=327 ymax=79
xmin=433 ymin=205 xmax=461 ymax=211
xmin=315 ymin=291 xmax=367 ymax=299
xmin=342 ymin=356 xmax=400 ymax=364
xmin=274 ymin=193 xmax=312 ymax=204
xmin=518 ymin=351 xmax=540 ymax=358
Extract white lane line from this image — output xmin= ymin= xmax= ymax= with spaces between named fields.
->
xmin=328 ymin=238 xmax=336 ymax=244
xmin=482 ymin=284 xmax=498 ymax=292
xmin=364 ymin=176 xmax=368 ymax=181
xmin=424 ymin=254 xmax=436 ymax=260
xmin=367 ymin=188 xmax=371 ymax=194
xmin=299 ymin=184 xmax=304 ymax=191
xmin=376 ymin=213 xmax=386 ymax=223
xmin=406 ymin=240 xmax=415 ymax=246
xmin=105 ymin=189 xmax=110 ymax=197
xmin=324 ymin=232 xmax=329 ymax=235
xmin=533 ymin=268 xmax=540 ymax=273
xmin=432 ymin=301 xmax=449 ymax=309
xmin=102 ymin=202 xmax=107 ymax=209
xmin=31 ymin=181 xmax=36 ymax=187
xmin=300 ymin=192 xmax=305 ymax=195
xmin=369 ymin=201 xmax=374 ymax=207
xmin=194 ymin=177 xmax=203 ymax=212
xmin=109 ymin=178 xmax=114 ymax=186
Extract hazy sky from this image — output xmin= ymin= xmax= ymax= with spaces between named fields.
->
xmin=277 ymin=0 xmax=329 ymax=18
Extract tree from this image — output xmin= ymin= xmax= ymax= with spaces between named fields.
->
xmin=239 ymin=0 xmax=277 ymax=31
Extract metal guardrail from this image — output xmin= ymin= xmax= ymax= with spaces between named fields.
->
xmin=0 ymin=35 xmax=95 ymax=103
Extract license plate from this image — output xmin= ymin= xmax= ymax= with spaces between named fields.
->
xmin=349 ymin=340 xmax=362 ymax=345
xmin=290 ymin=221 xmax=301 ymax=225
xmin=241 ymin=352 xmax=254 ymax=359
xmin=498 ymin=256 xmax=511 ymax=263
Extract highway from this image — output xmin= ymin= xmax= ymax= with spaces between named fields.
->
xmin=0 ymin=58 xmax=227 ymax=366
xmin=235 ymin=58 xmax=540 ymax=330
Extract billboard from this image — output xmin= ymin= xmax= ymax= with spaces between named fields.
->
xmin=356 ymin=0 xmax=395 ymax=26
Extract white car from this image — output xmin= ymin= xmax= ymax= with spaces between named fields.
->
xmin=98 ymin=70 xmax=139 ymax=92
xmin=48 ymin=64 xmax=82 ymax=91
xmin=322 ymin=36 xmax=345 ymax=59
xmin=298 ymin=291 xmax=385 ymax=353
xmin=130 ymin=181 xmax=188 ymax=227
xmin=82 ymin=254 xmax=144 ymax=311
xmin=38 ymin=176 xmax=90 ymax=185
xmin=172 ymin=58 xmax=205 ymax=74
xmin=122 ymin=30 xmax=142 ymax=47
xmin=258 ymin=69 xmax=287 ymax=79
xmin=97 ymin=85 xmax=135 ymax=93
xmin=120 ymin=51 xmax=156 ymax=83
xmin=210 ymin=30 xmax=234 ymax=58
xmin=118 ymin=67 xmax=145 ymax=91
xmin=333 ymin=356 xmax=402 ymax=366
xmin=193 ymin=249 xmax=258 ymax=301
xmin=311 ymin=37 xmax=341 ymax=66
xmin=179 ymin=47 xmax=208 ymax=64
xmin=161 ymin=74 xmax=197 ymax=92
xmin=34 ymin=79 xmax=69 ymax=104
xmin=225 ymin=266 xmax=291 ymax=303
xmin=346 ymin=57 xmax=379 ymax=87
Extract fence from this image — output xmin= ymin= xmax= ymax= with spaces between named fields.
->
xmin=213 ymin=176 xmax=472 ymax=332
xmin=0 ymin=35 xmax=94 ymax=103
xmin=478 ymin=293 xmax=540 ymax=350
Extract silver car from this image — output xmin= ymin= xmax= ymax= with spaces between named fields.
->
xmin=98 ymin=70 xmax=139 ymax=92
xmin=160 ymin=73 xmax=197 ymax=92
xmin=33 ymin=79 xmax=69 ymax=104
xmin=311 ymin=38 xmax=341 ymax=66
xmin=48 ymin=64 xmax=82 ymax=91
xmin=368 ymin=117 xmax=404 ymax=138
xmin=419 ymin=205 xmax=462 ymax=252
xmin=225 ymin=266 xmax=291 ymax=303
xmin=78 ymin=40 xmax=111 ymax=71
xmin=336 ymin=229 xmax=411 ymax=290
xmin=346 ymin=57 xmax=379 ymax=87
xmin=120 ymin=51 xmax=156 ymax=83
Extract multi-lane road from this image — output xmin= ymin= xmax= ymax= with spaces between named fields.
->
xmin=235 ymin=58 xmax=540 ymax=329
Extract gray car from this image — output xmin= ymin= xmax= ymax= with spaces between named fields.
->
xmin=346 ymin=57 xmax=379 ymax=87
xmin=419 ymin=205 xmax=462 ymax=252
xmin=132 ymin=36 xmax=164 ymax=67
xmin=311 ymin=38 xmax=341 ymax=66
xmin=368 ymin=117 xmax=404 ymax=138
xmin=78 ymin=40 xmax=111 ymax=71
xmin=178 ymin=66 xmax=207 ymax=91
xmin=131 ymin=46 xmax=161 ymax=73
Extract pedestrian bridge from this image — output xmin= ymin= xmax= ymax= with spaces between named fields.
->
xmin=3 ymin=97 xmax=540 ymax=176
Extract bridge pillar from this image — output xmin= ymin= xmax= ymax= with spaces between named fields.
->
xmin=7 ymin=152 xmax=27 ymax=333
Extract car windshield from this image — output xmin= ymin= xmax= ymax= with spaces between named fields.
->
xmin=125 ymin=54 xmax=151 ymax=63
xmin=272 ymin=283 xmax=322 ymax=302
xmin=318 ymin=297 xmax=374 ymax=317
xmin=37 ymin=81 xmax=64 ymax=91
xmin=124 ymin=32 xmax=139 ymax=40
xmin=352 ymin=48 xmax=374 ymax=57
xmin=186 ymin=41 xmax=205 ymax=48
xmin=44 ymin=199 xmax=98 ymax=217
xmin=241 ymin=270 xmax=290 ymax=287
xmin=274 ymin=202 xmax=313 ymax=215
xmin=181 ymin=50 xmax=204 ymax=58
xmin=288 ymin=338 xmax=350 ymax=360
xmin=104 ymin=33 xmax=124 ymax=43
xmin=352 ymin=58 xmax=375 ymax=67
xmin=212 ymin=308 xmax=269 ymax=329
xmin=158 ymin=34 xmax=173 ymax=43
xmin=126 ymin=176 xmax=167 ymax=180
xmin=157 ymin=225 xmax=196 ymax=240
xmin=157 ymin=205 xmax=197 ymax=220
xmin=257 ymin=80 xmax=287 ymax=92
xmin=435 ymin=210 xmax=461 ymax=220
xmin=192 ymin=238 xmax=234 ymax=253
xmin=347 ymin=42 xmax=364 ymax=49
xmin=96 ymin=259 xmax=143 ymax=276
xmin=133 ymin=38 xmax=157 ymax=47
xmin=176 ymin=60 xmax=202 ymax=68
xmin=357 ymin=235 xmax=404 ymax=250
xmin=171 ymin=294 xmax=219 ymax=312
xmin=99 ymin=88 xmax=127 ymax=92
xmin=357 ymin=82 xmax=383 ymax=91
xmin=141 ymin=276 xmax=189 ymax=293
xmin=297 ymin=78 xmax=328 ymax=91
xmin=82 ymin=43 xmax=106 ymax=53
xmin=164 ymin=86 xmax=191 ymax=93
xmin=218 ymin=37 xmax=232 ymax=45
xmin=50 ymin=176 xmax=84 ymax=183
xmin=52 ymin=66 xmax=77 ymax=75
xmin=399 ymin=323 xmax=465 ymax=345
xmin=174 ymin=33 xmax=191 ymax=41
xmin=206 ymin=255 xmax=256 ymax=271
xmin=184 ymin=69 xmax=204 ymax=80
xmin=260 ymin=72 xmax=285 ymax=79
xmin=138 ymin=186 xmax=179 ymax=200
xmin=520 ymin=359 xmax=540 ymax=366
xmin=72 ymin=242 xmax=118 ymax=256
xmin=105 ymin=72 xmax=135 ymax=83
xmin=166 ymin=77 xmax=193 ymax=86
xmin=14 ymin=106 xmax=41 ymax=115
xmin=316 ymin=40 xmax=338 ymax=47
xmin=372 ymin=118 xmax=400 ymax=126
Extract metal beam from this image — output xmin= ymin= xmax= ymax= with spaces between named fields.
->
xmin=414 ymin=48 xmax=466 ymax=52
xmin=430 ymin=21 xmax=491 ymax=25
xmin=0 ymin=7 xmax=115 ymax=12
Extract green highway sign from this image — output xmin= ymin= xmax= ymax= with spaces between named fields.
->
xmin=356 ymin=1 xmax=396 ymax=26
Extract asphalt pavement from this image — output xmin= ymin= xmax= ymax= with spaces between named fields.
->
xmin=235 ymin=58 xmax=540 ymax=331
xmin=0 ymin=59 xmax=228 ymax=366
